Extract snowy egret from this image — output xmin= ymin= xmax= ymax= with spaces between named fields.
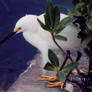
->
xmin=0 ymin=13 xmax=81 ymax=89
xmin=0 ymin=13 xmax=81 ymax=67
xmin=13 ymin=13 xmax=81 ymax=67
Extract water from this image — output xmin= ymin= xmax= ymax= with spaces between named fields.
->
xmin=0 ymin=0 xmax=73 ymax=90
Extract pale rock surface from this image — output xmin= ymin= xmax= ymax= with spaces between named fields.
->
xmin=7 ymin=47 xmax=89 ymax=92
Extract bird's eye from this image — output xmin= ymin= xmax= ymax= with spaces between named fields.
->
xmin=18 ymin=27 xmax=21 ymax=30
xmin=14 ymin=27 xmax=21 ymax=32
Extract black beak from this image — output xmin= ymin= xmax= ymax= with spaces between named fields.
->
xmin=0 ymin=32 xmax=16 ymax=46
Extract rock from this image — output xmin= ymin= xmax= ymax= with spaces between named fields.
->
xmin=65 ymin=83 xmax=73 ymax=92
xmin=7 ymin=47 xmax=89 ymax=92
xmin=7 ymin=54 xmax=67 ymax=92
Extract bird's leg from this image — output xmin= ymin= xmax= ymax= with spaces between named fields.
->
xmin=38 ymin=50 xmax=58 ymax=81
xmin=41 ymin=49 xmax=49 ymax=67
xmin=47 ymin=82 xmax=64 ymax=89
xmin=37 ymin=75 xmax=58 ymax=81
xmin=38 ymin=75 xmax=64 ymax=88
xmin=38 ymin=48 xmax=64 ymax=88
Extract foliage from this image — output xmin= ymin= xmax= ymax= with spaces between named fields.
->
xmin=37 ymin=0 xmax=77 ymax=41
xmin=54 ymin=35 xmax=67 ymax=41
xmin=44 ymin=49 xmax=81 ymax=83
xmin=68 ymin=0 xmax=92 ymax=49
xmin=38 ymin=0 xmax=92 ymax=90
xmin=67 ymin=1 xmax=92 ymax=90
xmin=68 ymin=1 xmax=92 ymax=78
xmin=38 ymin=0 xmax=82 ymax=84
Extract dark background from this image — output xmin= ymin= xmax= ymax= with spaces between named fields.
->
xmin=0 ymin=0 xmax=73 ymax=90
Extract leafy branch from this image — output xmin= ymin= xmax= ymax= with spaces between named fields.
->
xmin=67 ymin=0 xmax=92 ymax=91
xmin=51 ymin=32 xmax=73 ymax=62
xmin=37 ymin=0 xmax=77 ymax=62
xmin=69 ymin=0 xmax=92 ymax=72
xmin=37 ymin=0 xmax=82 ymax=88
xmin=44 ymin=49 xmax=80 ymax=83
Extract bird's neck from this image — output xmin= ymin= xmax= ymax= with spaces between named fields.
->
xmin=23 ymin=31 xmax=49 ymax=50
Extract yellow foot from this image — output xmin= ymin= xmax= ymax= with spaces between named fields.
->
xmin=47 ymin=82 xmax=64 ymax=89
xmin=37 ymin=75 xmax=58 ymax=82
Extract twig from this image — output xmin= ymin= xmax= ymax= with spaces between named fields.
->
xmin=60 ymin=50 xmax=70 ymax=70
xmin=51 ymin=32 xmax=73 ymax=62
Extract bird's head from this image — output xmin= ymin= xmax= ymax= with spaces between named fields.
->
xmin=14 ymin=15 xmax=37 ymax=34
xmin=0 ymin=15 xmax=38 ymax=46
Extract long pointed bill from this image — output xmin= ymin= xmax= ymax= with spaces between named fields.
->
xmin=0 ymin=32 xmax=16 ymax=46
xmin=0 ymin=28 xmax=21 ymax=46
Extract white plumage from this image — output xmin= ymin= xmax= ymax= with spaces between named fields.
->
xmin=14 ymin=13 xmax=81 ymax=67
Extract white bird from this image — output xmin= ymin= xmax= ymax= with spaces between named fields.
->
xmin=13 ymin=13 xmax=81 ymax=67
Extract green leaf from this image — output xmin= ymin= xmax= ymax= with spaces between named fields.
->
xmin=53 ymin=5 xmax=60 ymax=26
xmin=46 ymin=0 xmax=54 ymax=27
xmin=61 ymin=62 xmax=79 ymax=73
xmin=44 ymin=14 xmax=50 ymax=29
xmin=68 ymin=9 xmax=82 ymax=16
xmin=88 ymin=0 xmax=92 ymax=16
xmin=48 ymin=49 xmax=59 ymax=67
xmin=54 ymin=17 xmax=77 ymax=34
xmin=75 ymin=2 xmax=85 ymax=10
xmin=82 ymin=37 xmax=92 ymax=48
xmin=37 ymin=18 xmax=49 ymax=30
xmin=57 ymin=72 xmax=66 ymax=82
xmin=44 ymin=62 xmax=55 ymax=71
xmin=68 ymin=10 xmax=76 ymax=16
xmin=60 ymin=17 xmax=77 ymax=27
xmin=86 ymin=18 xmax=92 ymax=30
xmin=55 ymin=35 xmax=67 ymax=41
